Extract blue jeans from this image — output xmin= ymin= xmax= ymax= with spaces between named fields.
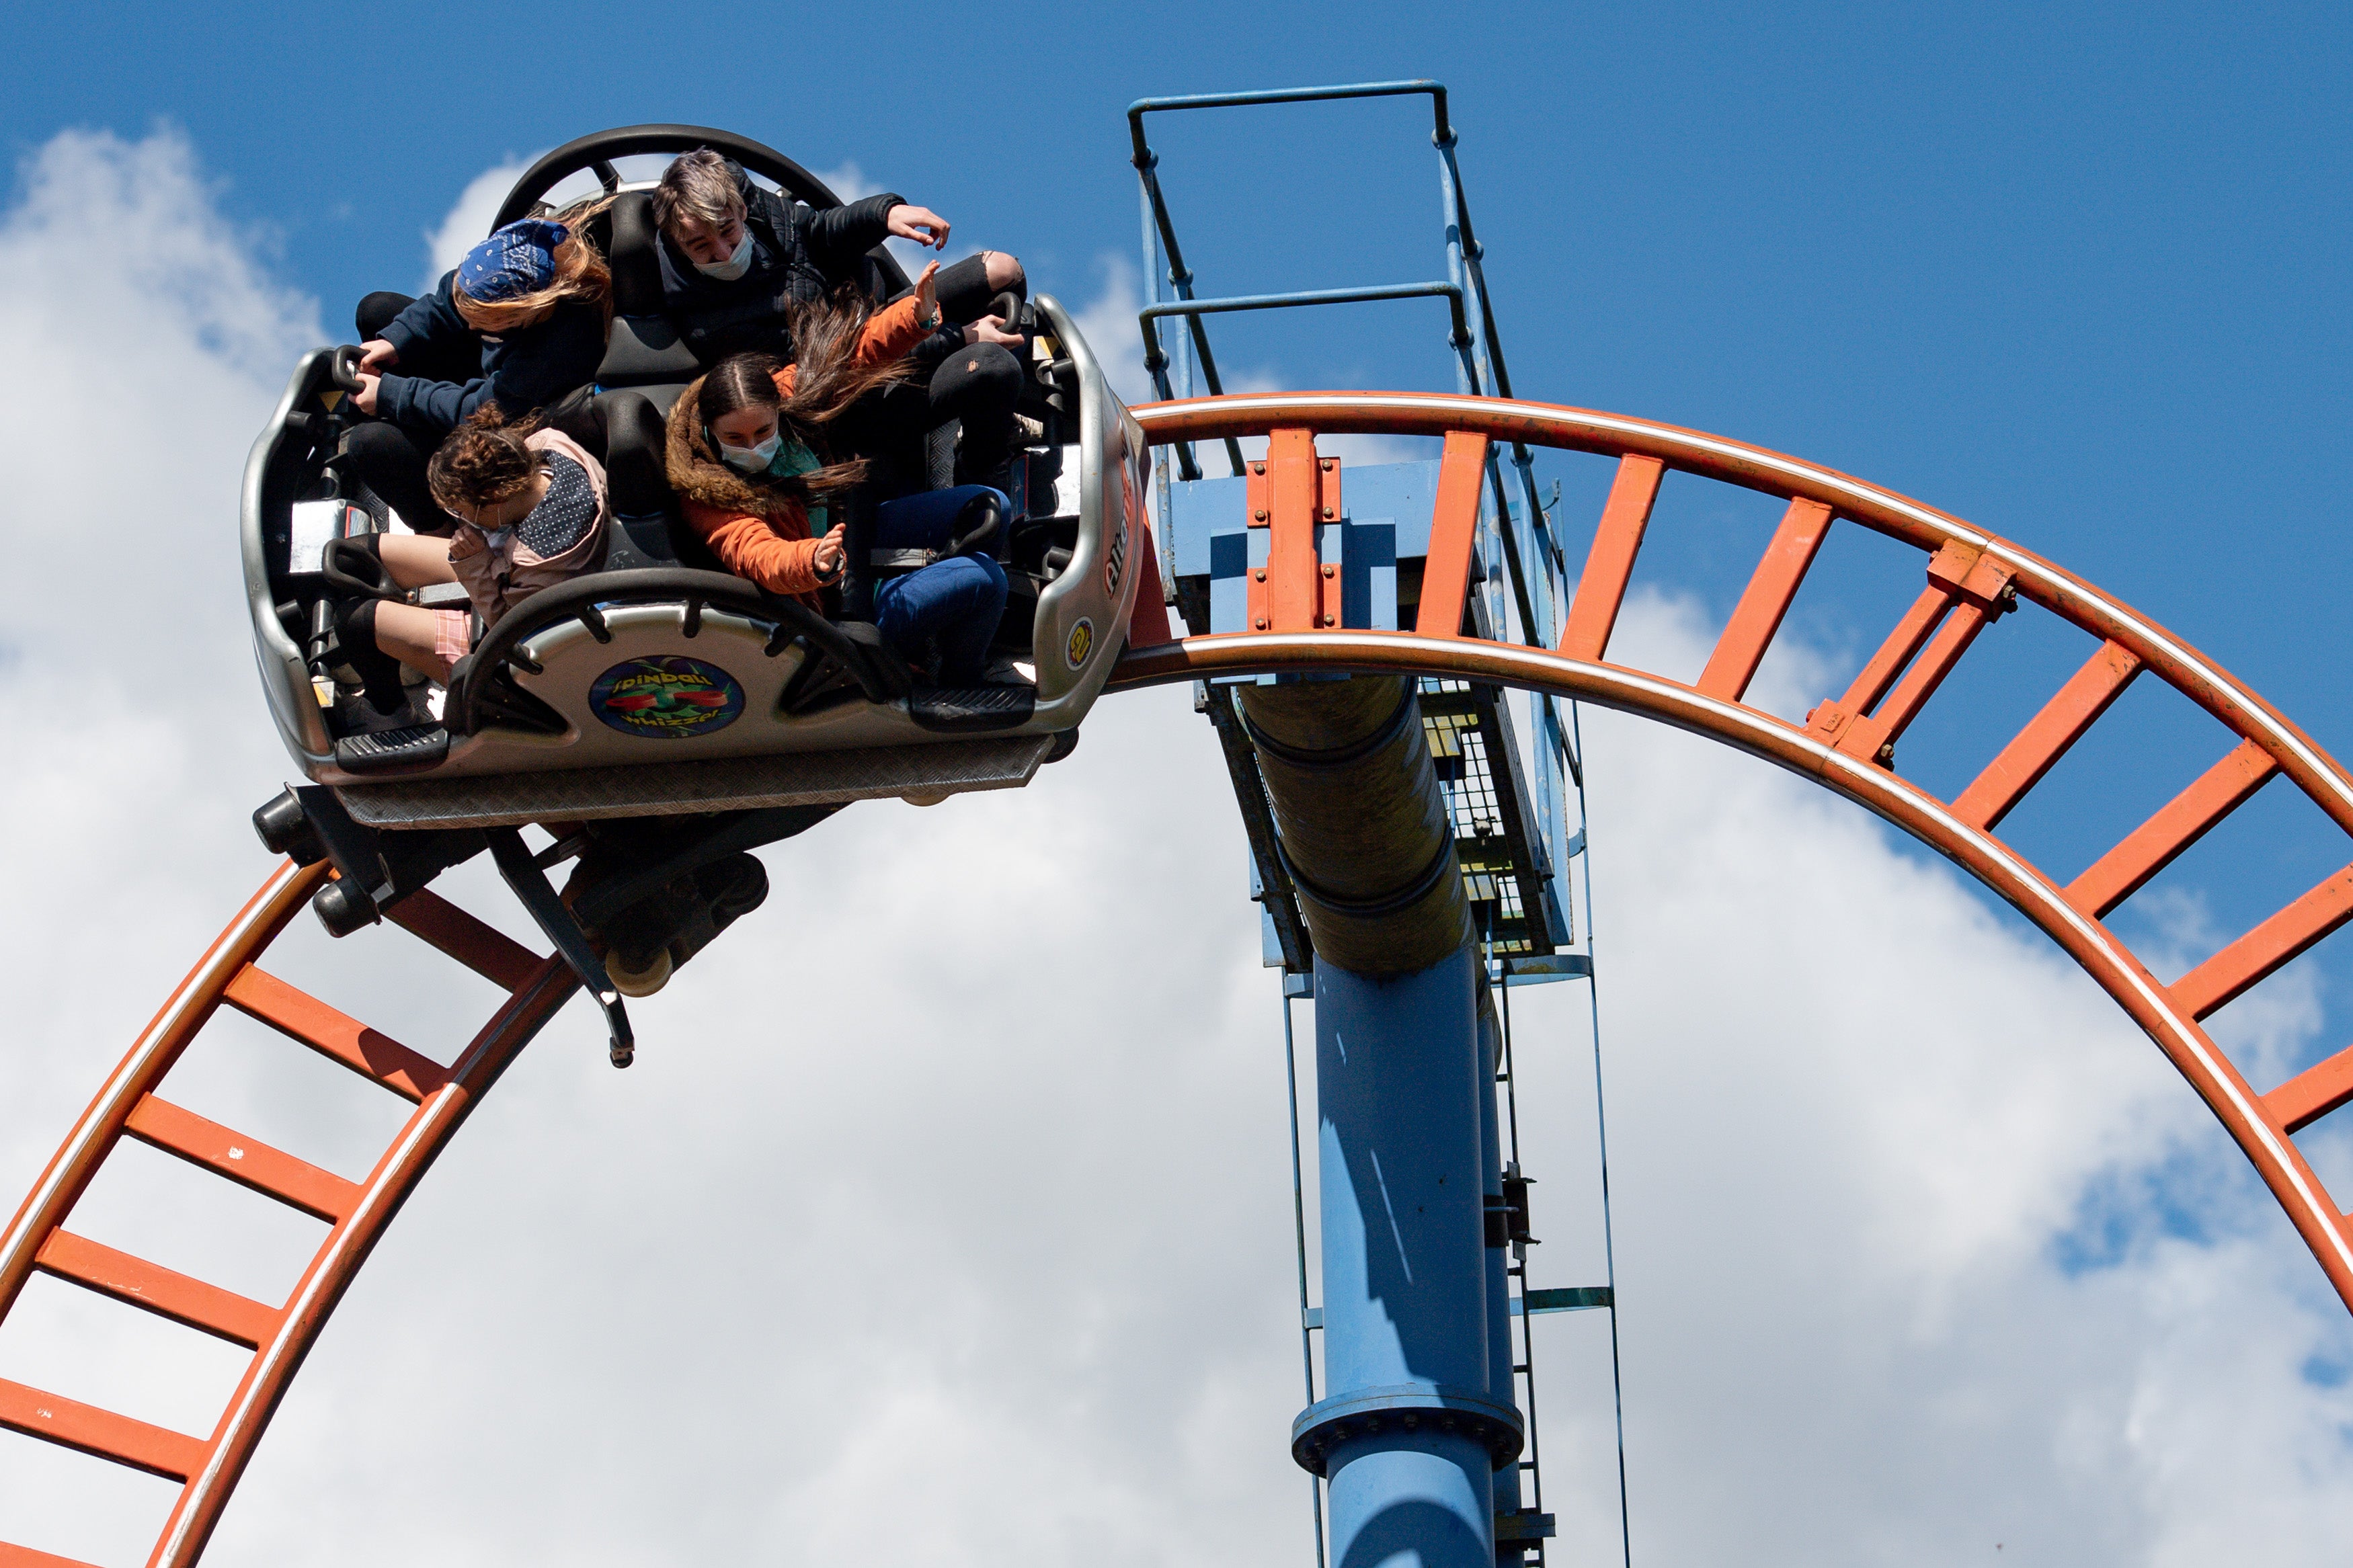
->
xmin=875 ymin=556 xmax=1008 ymax=686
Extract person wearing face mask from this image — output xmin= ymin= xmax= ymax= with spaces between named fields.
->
xmin=653 ymin=150 xmax=1031 ymax=491
xmin=337 ymin=210 xmax=614 ymax=534
xmin=664 ymin=263 xmax=1012 ymax=690
xmin=324 ymin=404 xmax=611 ymax=734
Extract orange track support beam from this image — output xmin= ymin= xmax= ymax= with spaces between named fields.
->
xmin=222 ymin=968 xmax=448 ymax=1102
xmin=1 ymin=856 xmax=575 ymax=1568
xmin=33 ymin=1231 xmax=279 ymax=1350
xmin=1696 ymin=497 xmax=1834 ymax=701
xmin=1265 ymin=429 xmax=1326 ymax=632
xmin=0 ymin=1378 xmax=206 ymax=1483
xmin=1122 ymin=389 xmax=2353 ymax=1325
xmin=13 ymin=390 xmax=2353 ymax=1567
xmin=1951 ymin=641 xmax=2143 ymax=831
xmin=0 ymin=1541 xmax=105 ymax=1568
xmin=2067 ymin=739 xmax=2282 ymax=919
xmin=1413 ymin=431 xmax=1493 ymax=637
xmin=123 ymin=1097 xmax=360 ymax=1225
xmin=383 ymin=889 xmax=539 ymax=992
xmin=2170 ymin=864 xmax=2353 ymax=1021
xmin=1559 ymin=455 xmax=1665 ymax=661
xmin=1812 ymin=544 xmax=2013 ymax=764
xmin=1835 ymin=583 xmax=1954 ymax=720
xmin=2266 ymin=1044 xmax=2353 ymax=1135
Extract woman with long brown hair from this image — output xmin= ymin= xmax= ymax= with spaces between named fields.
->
xmin=666 ymin=261 xmax=1014 ymax=688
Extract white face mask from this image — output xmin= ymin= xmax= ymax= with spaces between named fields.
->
xmin=692 ymin=226 xmax=754 ymax=281
xmin=719 ymin=431 xmax=782 ymax=472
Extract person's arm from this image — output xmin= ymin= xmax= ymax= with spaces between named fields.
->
xmin=375 ymin=372 xmax=490 ymax=436
xmin=379 ymin=273 xmax=469 ymax=360
xmin=686 ymin=500 xmax=830 ymax=595
xmin=848 ymin=263 xmax=941 ymax=368
xmin=801 ymin=192 xmax=904 ymax=276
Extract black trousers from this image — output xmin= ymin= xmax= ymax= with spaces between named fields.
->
xmin=338 ymin=293 xmax=475 ymax=533
xmin=881 ymin=254 xmax=1028 ymax=483
xmin=832 ymin=341 xmax=1025 ymax=501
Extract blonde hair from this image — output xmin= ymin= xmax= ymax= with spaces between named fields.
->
xmin=651 ymin=149 xmax=748 ymax=239
xmin=452 ymin=197 xmax=615 ymax=333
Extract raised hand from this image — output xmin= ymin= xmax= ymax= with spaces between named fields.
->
xmin=812 ymin=523 xmax=847 ymax=581
xmin=885 ymin=204 xmax=950 ymax=249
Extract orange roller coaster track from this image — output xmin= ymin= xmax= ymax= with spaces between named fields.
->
xmin=3 ymin=391 xmax=2348 ymax=1567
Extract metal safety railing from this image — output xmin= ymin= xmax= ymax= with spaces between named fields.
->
xmin=1130 ymin=76 xmax=1585 ymax=911
xmin=1130 ymin=84 xmax=1624 ymax=1566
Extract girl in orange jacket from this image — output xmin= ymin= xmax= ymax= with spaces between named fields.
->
xmin=664 ymin=262 xmax=1014 ymax=687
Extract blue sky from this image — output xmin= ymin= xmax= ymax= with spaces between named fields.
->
xmin=1 ymin=6 xmax=2350 ymax=1563
xmin=5 ymin=3 xmax=2341 ymax=795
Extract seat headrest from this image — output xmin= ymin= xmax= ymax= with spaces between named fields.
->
xmin=608 ymin=192 xmax=664 ymax=319
xmin=596 ymin=388 xmax=675 ymax=518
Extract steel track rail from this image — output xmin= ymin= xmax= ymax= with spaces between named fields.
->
xmin=0 ymin=863 xmax=573 ymax=1568
xmin=1119 ymin=390 xmax=2353 ymax=1317
xmin=2 ymin=388 xmax=2345 ymax=1566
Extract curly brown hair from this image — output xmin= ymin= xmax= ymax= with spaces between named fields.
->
xmin=426 ymin=403 xmax=546 ymax=515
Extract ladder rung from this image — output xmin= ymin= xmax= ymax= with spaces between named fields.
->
xmin=1950 ymin=640 xmax=2141 ymax=831
xmin=2170 ymin=862 xmax=2353 ymax=1020
xmin=1517 ymin=1285 xmax=1614 ymax=1314
xmin=223 ymin=966 xmax=448 ymax=1103
xmin=0 ymin=1377 xmax=206 ymax=1482
xmin=383 ymin=889 xmax=543 ymax=993
xmin=1559 ymin=455 xmax=1665 ymax=661
xmin=0 ymin=1541 xmax=108 ymax=1568
xmin=124 ymin=1096 xmax=362 ymax=1224
xmin=2067 ymin=739 xmax=2278 ymax=918
xmin=2264 ymin=1041 xmax=2353 ymax=1134
xmin=1412 ymin=430 xmax=1493 ymax=637
xmin=1696 ymin=497 xmax=1835 ymax=702
xmin=34 ymin=1230 xmax=280 ymax=1350
xmin=1494 ymin=1509 xmax=1558 ymax=1541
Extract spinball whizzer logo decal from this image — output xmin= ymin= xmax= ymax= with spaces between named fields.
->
xmin=588 ymin=655 xmax=746 ymax=739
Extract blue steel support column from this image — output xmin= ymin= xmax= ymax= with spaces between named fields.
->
xmin=1243 ymin=675 xmax=1522 ymax=1566
xmin=1300 ymin=944 xmax=1513 ymax=1568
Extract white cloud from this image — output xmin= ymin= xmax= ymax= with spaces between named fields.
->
xmin=422 ymin=155 xmax=543 ymax=288
xmin=811 ymin=159 xmax=882 ymax=204
xmin=2 ymin=130 xmax=2352 ymax=1568
xmin=1070 ymin=253 xmax=1154 ymax=406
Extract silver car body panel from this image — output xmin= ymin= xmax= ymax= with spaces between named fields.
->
xmin=243 ymin=300 xmax=1144 ymax=814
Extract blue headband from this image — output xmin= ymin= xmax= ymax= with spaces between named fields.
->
xmin=458 ymin=219 xmax=569 ymax=301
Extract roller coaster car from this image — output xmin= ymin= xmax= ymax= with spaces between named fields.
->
xmin=245 ymin=126 xmax=1149 ymax=836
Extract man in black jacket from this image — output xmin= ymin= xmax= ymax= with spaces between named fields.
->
xmin=651 ymin=149 xmax=1031 ymax=489
xmin=651 ymin=148 xmax=1023 ymax=367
